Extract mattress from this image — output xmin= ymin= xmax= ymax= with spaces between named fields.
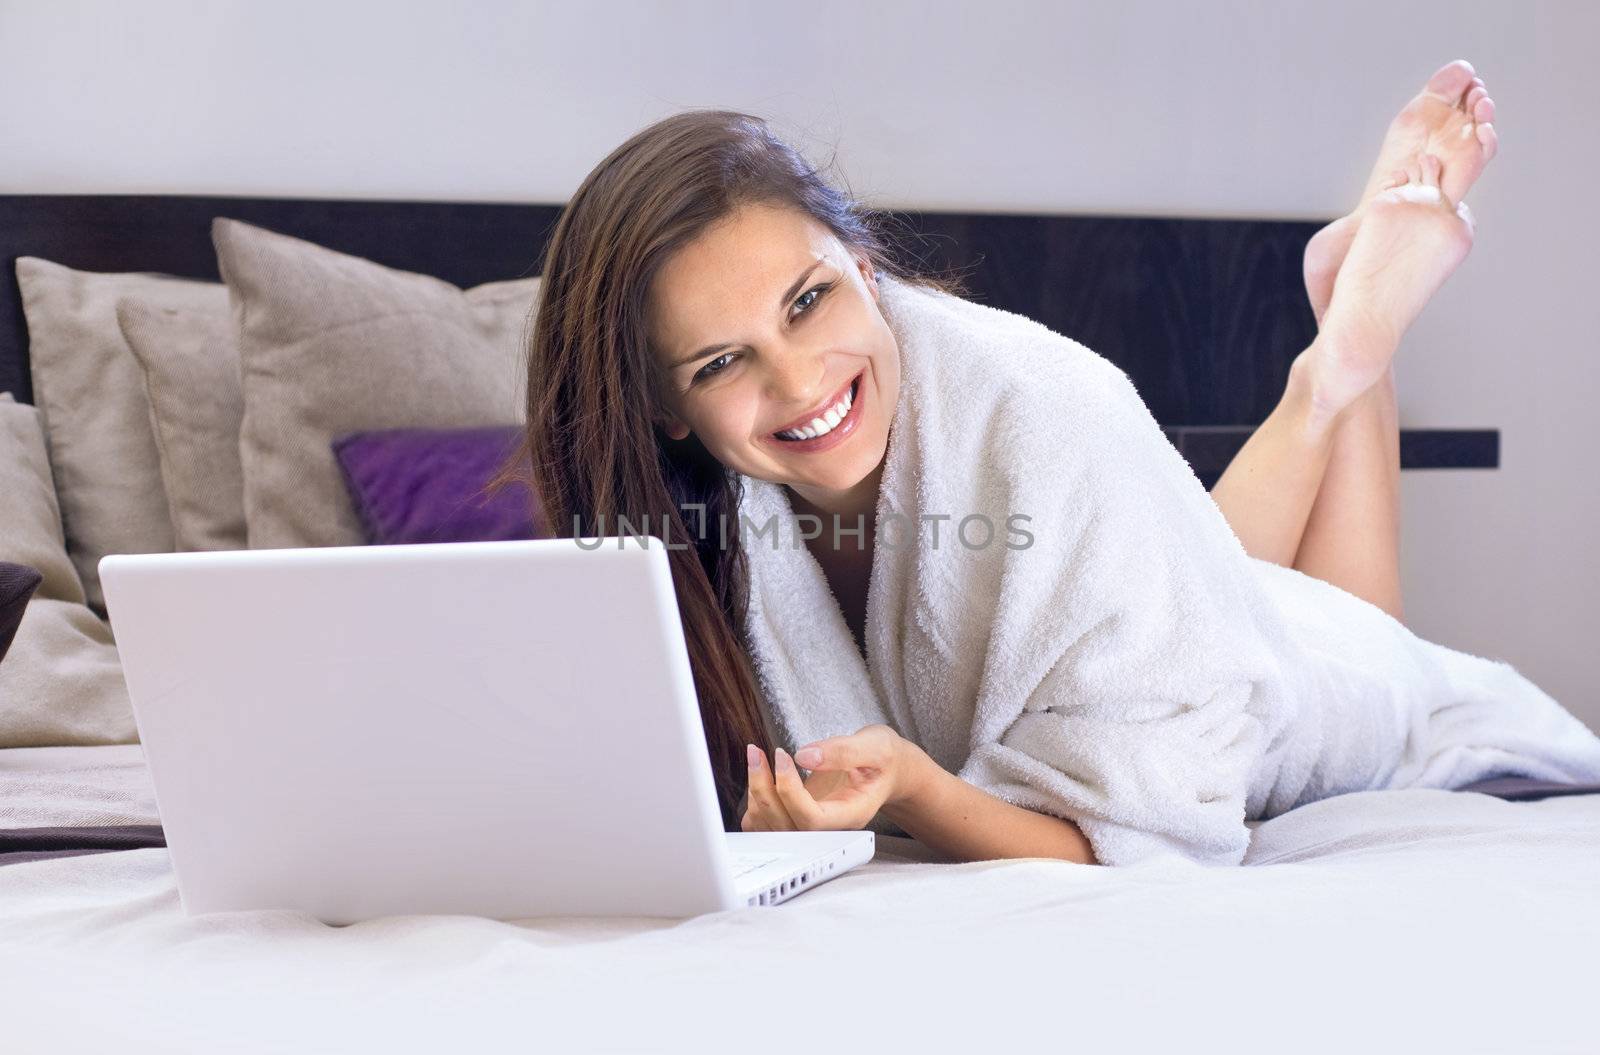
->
xmin=1 ymin=744 xmax=1594 ymax=1054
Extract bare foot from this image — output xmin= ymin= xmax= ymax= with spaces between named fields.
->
xmin=1303 ymin=212 xmax=1362 ymax=325
xmin=1304 ymin=60 xmax=1498 ymax=323
xmin=1301 ymin=154 xmax=1475 ymax=419
xmin=1361 ymin=59 xmax=1498 ymax=205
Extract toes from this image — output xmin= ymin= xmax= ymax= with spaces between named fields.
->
xmin=1464 ymin=80 xmax=1495 ymax=124
xmin=1383 ymin=168 xmax=1409 ymax=190
xmin=1425 ymin=59 xmax=1477 ymax=103
xmin=1476 ymin=122 xmax=1498 ymax=161
xmin=1463 ymin=78 xmax=1489 ymax=110
xmin=1405 ymin=157 xmax=1424 ymax=185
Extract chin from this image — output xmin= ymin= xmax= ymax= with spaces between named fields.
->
xmin=794 ymin=440 xmax=884 ymax=494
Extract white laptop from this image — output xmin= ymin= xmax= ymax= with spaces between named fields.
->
xmin=98 ymin=536 xmax=873 ymax=924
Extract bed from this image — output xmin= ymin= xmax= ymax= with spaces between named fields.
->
xmin=0 ymin=195 xmax=1587 ymax=1054
xmin=3 ymin=745 xmax=1596 ymax=1053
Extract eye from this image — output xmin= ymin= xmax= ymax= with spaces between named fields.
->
xmin=688 ymin=281 xmax=835 ymax=387
xmin=693 ymin=351 xmax=737 ymax=384
xmin=792 ymin=281 xmax=834 ymax=318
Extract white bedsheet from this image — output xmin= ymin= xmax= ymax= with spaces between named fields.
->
xmin=1 ymin=745 xmax=1594 ymax=1054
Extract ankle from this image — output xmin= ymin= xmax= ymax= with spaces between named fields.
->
xmin=1303 ymin=314 xmax=1401 ymax=415
xmin=1286 ymin=345 xmax=1347 ymax=441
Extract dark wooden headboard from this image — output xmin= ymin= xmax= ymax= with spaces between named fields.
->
xmin=0 ymin=195 xmax=1494 ymax=483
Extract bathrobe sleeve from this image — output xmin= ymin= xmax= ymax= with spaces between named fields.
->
xmin=954 ymin=353 xmax=1284 ymax=867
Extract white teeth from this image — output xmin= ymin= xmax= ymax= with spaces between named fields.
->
xmin=776 ymin=380 xmax=856 ymax=441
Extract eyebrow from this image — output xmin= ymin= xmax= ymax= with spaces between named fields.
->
xmin=669 ymin=260 xmax=826 ymax=371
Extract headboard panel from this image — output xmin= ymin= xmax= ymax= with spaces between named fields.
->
xmin=2 ymin=194 xmax=1493 ymax=480
xmin=0 ymin=195 xmax=564 ymax=405
xmin=0 ymin=194 xmax=1320 ymax=427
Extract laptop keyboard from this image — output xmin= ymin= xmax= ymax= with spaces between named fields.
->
xmin=728 ymin=852 xmax=783 ymax=878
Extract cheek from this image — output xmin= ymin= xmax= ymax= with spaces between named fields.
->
xmin=866 ymin=327 xmax=899 ymax=393
xmin=694 ymin=385 xmax=768 ymax=450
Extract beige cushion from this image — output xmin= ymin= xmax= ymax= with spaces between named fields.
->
xmin=213 ymin=218 xmax=539 ymax=549
xmin=15 ymin=257 xmax=218 ymax=613
xmin=0 ymin=392 xmax=81 ymax=603
xmin=0 ymin=394 xmax=136 ymax=747
xmin=115 ymin=290 xmax=245 ymax=551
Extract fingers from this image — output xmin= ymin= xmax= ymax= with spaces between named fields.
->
xmin=769 ymin=749 xmax=825 ymax=829
xmin=778 ymin=748 xmax=883 ymax=830
xmin=801 ymin=767 xmax=853 ymax=800
xmin=743 ymin=745 xmax=797 ymax=831
xmin=793 ymin=724 xmax=894 ymax=773
xmin=1420 ymin=153 xmax=1441 ymax=189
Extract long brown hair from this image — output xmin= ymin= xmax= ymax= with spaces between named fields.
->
xmin=490 ymin=110 xmax=963 ymax=828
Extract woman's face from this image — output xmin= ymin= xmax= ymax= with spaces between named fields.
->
xmin=647 ymin=202 xmax=900 ymax=513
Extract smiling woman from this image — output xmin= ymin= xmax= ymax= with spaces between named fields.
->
xmin=648 ymin=202 xmax=897 ymax=543
xmin=488 ymin=77 xmax=1600 ymax=868
xmin=487 ymin=110 xmax=962 ymax=832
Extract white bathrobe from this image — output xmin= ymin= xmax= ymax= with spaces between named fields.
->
xmin=735 ymin=274 xmax=1600 ymax=867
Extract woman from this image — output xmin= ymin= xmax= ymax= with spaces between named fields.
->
xmin=495 ymin=61 xmax=1599 ymax=865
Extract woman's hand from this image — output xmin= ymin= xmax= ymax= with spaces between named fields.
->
xmin=741 ymin=723 xmax=928 ymax=832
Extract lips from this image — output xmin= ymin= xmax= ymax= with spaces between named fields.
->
xmin=771 ymin=371 xmax=862 ymax=437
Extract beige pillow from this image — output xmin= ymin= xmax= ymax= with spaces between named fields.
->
xmin=0 ymin=394 xmax=137 ymax=747
xmin=15 ymin=257 xmax=218 ymax=613
xmin=212 ymin=218 xmax=539 ymax=549
xmin=115 ymin=290 xmax=245 ymax=551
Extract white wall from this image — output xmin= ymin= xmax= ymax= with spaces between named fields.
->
xmin=3 ymin=0 xmax=1596 ymax=727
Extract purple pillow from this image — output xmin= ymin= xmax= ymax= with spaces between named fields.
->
xmin=0 ymin=562 xmax=43 ymax=667
xmin=332 ymin=427 xmax=546 ymax=545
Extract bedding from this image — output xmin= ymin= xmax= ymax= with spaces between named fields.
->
xmin=0 ymin=398 xmax=135 ymax=747
xmin=0 ymin=393 xmax=86 ymax=601
xmin=1450 ymin=774 xmax=1600 ymax=799
xmin=0 ymin=824 xmax=166 ymax=865
xmin=333 ymin=426 xmax=545 ymax=545
xmin=213 ymin=218 xmax=542 ymax=551
xmin=0 ymin=744 xmax=1594 ymax=1054
xmin=0 ymin=562 xmax=43 ymax=665
xmin=114 ymin=289 xmax=245 ymax=551
xmin=0 ymin=195 xmax=1588 ymax=1051
xmin=13 ymin=258 xmax=221 ymax=613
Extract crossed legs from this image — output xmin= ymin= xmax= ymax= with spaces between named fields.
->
xmin=1294 ymin=364 xmax=1403 ymax=621
xmin=1208 ymin=355 xmax=1404 ymax=622
xmin=1206 ymin=60 xmax=1496 ymax=624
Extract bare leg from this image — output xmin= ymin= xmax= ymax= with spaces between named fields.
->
xmin=1209 ymin=351 xmax=1405 ymax=623
xmin=1208 ymin=350 xmax=1341 ymax=567
xmin=1212 ymin=155 xmax=1458 ymax=592
xmin=1292 ymin=364 xmax=1404 ymax=621
xmin=1211 ymin=59 xmax=1495 ymax=614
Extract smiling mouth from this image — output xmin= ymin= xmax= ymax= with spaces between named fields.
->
xmin=772 ymin=373 xmax=862 ymax=442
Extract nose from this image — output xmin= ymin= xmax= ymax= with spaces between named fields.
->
xmin=764 ymin=348 xmax=829 ymax=410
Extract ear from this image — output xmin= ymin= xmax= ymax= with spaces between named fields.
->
xmin=854 ymin=252 xmax=880 ymax=303
xmin=656 ymin=412 xmax=691 ymax=442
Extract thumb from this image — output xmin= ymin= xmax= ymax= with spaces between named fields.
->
xmin=792 ymin=735 xmax=860 ymax=771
